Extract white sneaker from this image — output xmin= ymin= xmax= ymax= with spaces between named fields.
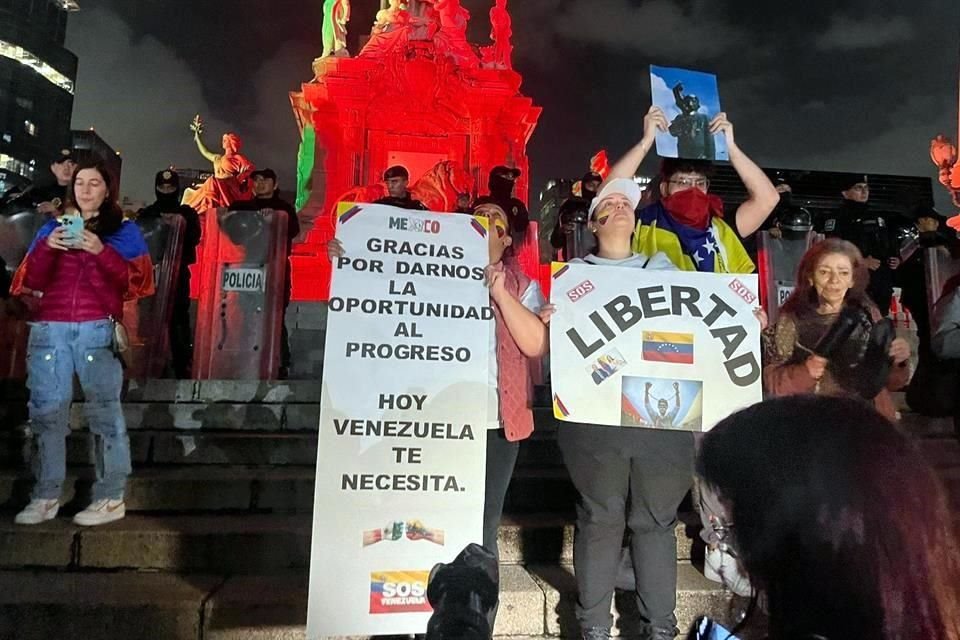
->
xmin=704 ymin=546 xmax=752 ymax=597
xmin=14 ymin=499 xmax=60 ymax=525
xmin=73 ymin=499 xmax=126 ymax=526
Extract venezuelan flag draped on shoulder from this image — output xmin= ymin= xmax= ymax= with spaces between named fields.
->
xmin=633 ymin=201 xmax=755 ymax=274
xmin=11 ymin=219 xmax=155 ymax=300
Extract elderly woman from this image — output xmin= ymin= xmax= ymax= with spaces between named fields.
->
xmin=763 ymin=238 xmax=911 ymax=419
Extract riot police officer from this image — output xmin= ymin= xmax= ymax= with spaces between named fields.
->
xmin=821 ymin=174 xmax=900 ymax=313
xmin=550 ymin=171 xmax=602 ymax=260
xmin=138 ymin=169 xmax=201 ymax=378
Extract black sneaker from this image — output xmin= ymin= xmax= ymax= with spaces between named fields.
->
xmin=581 ymin=627 xmax=611 ymax=640
xmin=642 ymin=624 xmax=679 ymax=640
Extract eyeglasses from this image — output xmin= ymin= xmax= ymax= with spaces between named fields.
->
xmin=668 ymin=178 xmax=710 ymax=189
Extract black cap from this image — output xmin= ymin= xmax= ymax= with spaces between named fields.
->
xmin=839 ymin=173 xmax=869 ymax=191
xmin=155 ymin=168 xmax=179 ymax=188
xmin=250 ymin=168 xmax=277 ymax=182
xmin=491 ymin=165 xmax=521 ymax=180
xmin=383 ymin=165 xmax=409 ymax=181
xmin=52 ymin=149 xmax=75 ymax=164
xmin=580 ymin=171 xmax=602 ymax=184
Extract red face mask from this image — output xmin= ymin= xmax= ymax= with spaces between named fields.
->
xmin=662 ymin=188 xmax=724 ymax=230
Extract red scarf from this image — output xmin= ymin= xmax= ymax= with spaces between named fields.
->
xmin=662 ymin=188 xmax=724 ymax=230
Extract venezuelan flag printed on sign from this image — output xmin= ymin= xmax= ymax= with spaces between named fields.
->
xmin=369 ymin=570 xmax=432 ymax=614
xmin=642 ymin=331 xmax=694 ymax=364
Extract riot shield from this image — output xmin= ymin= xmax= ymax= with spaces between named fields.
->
xmin=757 ymin=230 xmax=819 ymax=324
xmin=0 ymin=209 xmax=46 ymax=270
xmin=924 ymin=246 xmax=960 ymax=314
xmin=123 ymin=214 xmax=185 ymax=379
xmin=0 ymin=209 xmax=46 ymax=379
xmin=193 ymin=208 xmax=288 ymax=380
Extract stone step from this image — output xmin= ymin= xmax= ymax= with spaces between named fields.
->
xmin=0 ymin=465 xmax=577 ymax=515
xmin=0 ymin=564 xmax=740 ymax=640
xmin=0 ymin=404 xmax=562 ymax=435
xmin=0 ymin=513 xmax=700 ymax=573
xmin=0 ymin=428 xmax=562 ymax=470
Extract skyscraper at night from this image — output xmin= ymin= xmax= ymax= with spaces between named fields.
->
xmin=0 ymin=0 xmax=78 ymax=195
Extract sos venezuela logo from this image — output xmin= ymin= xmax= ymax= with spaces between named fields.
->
xmin=369 ymin=570 xmax=432 ymax=614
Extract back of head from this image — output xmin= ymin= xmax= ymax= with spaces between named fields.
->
xmin=696 ymin=396 xmax=960 ymax=640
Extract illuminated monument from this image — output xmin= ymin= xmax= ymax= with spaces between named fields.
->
xmin=289 ymin=0 xmax=541 ymax=299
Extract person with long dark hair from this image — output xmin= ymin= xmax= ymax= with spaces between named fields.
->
xmin=11 ymin=158 xmax=154 ymax=526
xmin=696 ymin=395 xmax=960 ymax=640
xmin=764 ymin=238 xmax=910 ymax=420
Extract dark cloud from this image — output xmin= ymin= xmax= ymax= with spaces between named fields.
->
xmin=815 ymin=15 xmax=916 ymax=51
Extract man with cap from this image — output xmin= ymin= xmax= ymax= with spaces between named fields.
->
xmin=820 ymin=174 xmax=900 ymax=312
xmin=485 ymin=165 xmax=529 ymax=246
xmin=374 ymin=165 xmax=428 ymax=210
xmin=30 ymin=149 xmax=77 ymax=215
xmin=606 ymin=106 xmax=779 ymax=275
xmin=550 ymin=170 xmax=603 ymax=259
xmin=232 ymin=168 xmax=301 ymax=378
xmin=138 ymin=169 xmax=202 ymax=378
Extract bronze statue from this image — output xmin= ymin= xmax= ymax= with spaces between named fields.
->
xmin=181 ymin=115 xmax=255 ymax=211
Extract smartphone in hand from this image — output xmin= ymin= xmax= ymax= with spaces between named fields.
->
xmin=59 ymin=213 xmax=84 ymax=248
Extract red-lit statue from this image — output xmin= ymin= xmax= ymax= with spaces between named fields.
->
xmin=182 ymin=115 xmax=255 ymax=211
xmin=482 ymin=0 xmax=513 ymax=70
xmin=433 ymin=0 xmax=478 ymax=68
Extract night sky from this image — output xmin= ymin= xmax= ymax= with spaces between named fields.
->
xmin=66 ymin=1 xmax=960 ymax=211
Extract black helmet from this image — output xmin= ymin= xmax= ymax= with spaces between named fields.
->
xmin=780 ymin=206 xmax=813 ymax=232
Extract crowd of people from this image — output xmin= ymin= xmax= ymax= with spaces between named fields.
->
xmin=2 ymin=98 xmax=960 ymax=640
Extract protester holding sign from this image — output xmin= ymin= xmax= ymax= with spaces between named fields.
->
xmin=469 ymin=198 xmax=549 ymax=629
xmin=470 ymin=198 xmax=548 ymax=559
xmin=542 ymin=178 xmax=690 ymax=640
xmin=763 ymin=239 xmax=911 ymax=420
xmin=606 ymin=106 xmax=779 ymax=274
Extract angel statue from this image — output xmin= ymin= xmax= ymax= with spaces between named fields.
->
xmin=181 ymin=115 xmax=255 ymax=212
xmin=321 ymin=0 xmax=351 ymax=58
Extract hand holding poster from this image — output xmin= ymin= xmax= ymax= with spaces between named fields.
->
xmin=308 ymin=204 xmax=491 ymax=637
xmin=550 ymin=263 xmax=762 ymax=429
xmin=650 ymin=65 xmax=728 ymax=161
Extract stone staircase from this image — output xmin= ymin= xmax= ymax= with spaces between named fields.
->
xmin=0 ymin=381 xmax=956 ymax=640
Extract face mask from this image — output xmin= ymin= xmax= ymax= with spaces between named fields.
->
xmin=662 ymin=187 xmax=723 ymax=230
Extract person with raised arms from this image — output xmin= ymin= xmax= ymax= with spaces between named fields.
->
xmin=607 ymin=106 xmax=779 ymax=275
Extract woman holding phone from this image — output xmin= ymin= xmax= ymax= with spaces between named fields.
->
xmin=11 ymin=158 xmax=153 ymax=527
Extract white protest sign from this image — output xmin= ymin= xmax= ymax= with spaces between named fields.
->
xmin=549 ymin=262 xmax=762 ymax=430
xmin=307 ymin=204 xmax=491 ymax=638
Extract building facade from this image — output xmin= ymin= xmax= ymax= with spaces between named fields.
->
xmin=0 ymin=0 xmax=77 ymax=195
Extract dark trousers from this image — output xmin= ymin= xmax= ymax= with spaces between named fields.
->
xmin=170 ymin=270 xmax=193 ymax=379
xmin=558 ymin=425 xmax=694 ymax=630
xmin=483 ymin=428 xmax=520 ymax=560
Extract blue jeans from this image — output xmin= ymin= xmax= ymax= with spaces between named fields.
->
xmin=26 ymin=320 xmax=130 ymax=501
